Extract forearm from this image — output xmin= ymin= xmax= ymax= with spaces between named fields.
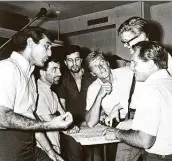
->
xmin=35 ymin=132 xmax=54 ymax=153
xmin=109 ymin=103 xmax=121 ymax=119
xmin=0 ymin=107 xmax=51 ymax=130
xmin=116 ymin=129 xmax=155 ymax=149
xmin=85 ymin=96 xmax=102 ymax=127
xmin=60 ymin=98 xmax=66 ymax=111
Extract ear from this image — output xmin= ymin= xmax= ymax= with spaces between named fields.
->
xmin=107 ymin=61 xmax=110 ymax=67
xmin=80 ymin=58 xmax=83 ymax=63
xmin=90 ymin=71 xmax=96 ymax=77
xmin=27 ymin=37 xmax=34 ymax=48
xmin=64 ymin=60 xmax=67 ymax=66
xmin=40 ymin=69 xmax=45 ymax=77
xmin=148 ymin=60 xmax=155 ymax=70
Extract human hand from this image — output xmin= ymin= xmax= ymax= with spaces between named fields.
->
xmin=48 ymin=150 xmax=65 ymax=161
xmin=50 ymin=112 xmax=73 ymax=129
xmin=67 ymin=125 xmax=80 ymax=134
xmin=104 ymin=128 xmax=118 ymax=140
xmin=116 ymin=119 xmax=133 ymax=130
xmin=98 ymin=83 xmax=112 ymax=98
xmin=105 ymin=116 xmax=113 ymax=127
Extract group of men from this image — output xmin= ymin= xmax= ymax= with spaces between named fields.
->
xmin=0 ymin=16 xmax=172 ymax=161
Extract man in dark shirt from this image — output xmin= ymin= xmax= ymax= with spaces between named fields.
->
xmin=57 ymin=45 xmax=101 ymax=161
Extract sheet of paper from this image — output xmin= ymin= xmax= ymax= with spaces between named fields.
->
xmin=63 ymin=124 xmax=119 ymax=145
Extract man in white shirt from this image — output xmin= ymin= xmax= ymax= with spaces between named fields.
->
xmin=105 ymin=41 xmax=172 ymax=161
xmin=85 ymin=51 xmax=133 ymax=128
xmin=0 ymin=26 xmax=73 ymax=161
xmin=115 ymin=16 xmax=172 ymax=161
xmin=36 ymin=58 xmax=66 ymax=161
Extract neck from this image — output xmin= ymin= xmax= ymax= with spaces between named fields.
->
xmin=19 ymin=48 xmax=33 ymax=66
xmin=40 ymin=77 xmax=52 ymax=87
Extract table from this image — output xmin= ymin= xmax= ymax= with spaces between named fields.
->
xmin=63 ymin=124 xmax=119 ymax=161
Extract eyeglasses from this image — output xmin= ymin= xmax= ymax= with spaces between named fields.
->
xmin=121 ymin=33 xmax=142 ymax=46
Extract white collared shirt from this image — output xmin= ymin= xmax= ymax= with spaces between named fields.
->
xmin=36 ymin=79 xmax=63 ymax=153
xmin=86 ymin=67 xmax=133 ymax=116
xmin=132 ymin=69 xmax=172 ymax=155
xmin=0 ymin=51 xmax=37 ymax=122
xmin=36 ymin=79 xmax=64 ymax=115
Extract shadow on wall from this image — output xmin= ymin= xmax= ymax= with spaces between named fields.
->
xmin=147 ymin=20 xmax=172 ymax=57
xmin=105 ymin=53 xmax=130 ymax=69
xmin=148 ymin=20 xmax=163 ymax=43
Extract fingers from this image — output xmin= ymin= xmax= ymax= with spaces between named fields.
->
xmin=67 ymin=126 xmax=80 ymax=134
xmin=116 ymin=122 xmax=122 ymax=129
xmin=116 ymin=120 xmax=132 ymax=130
xmin=102 ymin=84 xmax=112 ymax=94
xmin=105 ymin=118 xmax=112 ymax=127
xmin=61 ymin=112 xmax=73 ymax=123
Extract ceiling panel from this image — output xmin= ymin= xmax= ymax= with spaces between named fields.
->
xmin=0 ymin=1 xmax=169 ymax=20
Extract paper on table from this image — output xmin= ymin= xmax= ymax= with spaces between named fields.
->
xmin=63 ymin=124 xmax=119 ymax=145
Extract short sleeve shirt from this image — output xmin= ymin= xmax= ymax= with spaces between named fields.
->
xmin=36 ymin=79 xmax=63 ymax=115
xmin=0 ymin=52 xmax=37 ymax=122
xmin=86 ymin=67 xmax=133 ymax=116
xmin=132 ymin=70 xmax=172 ymax=155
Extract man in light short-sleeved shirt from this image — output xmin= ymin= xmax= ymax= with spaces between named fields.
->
xmin=36 ymin=58 xmax=66 ymax=160
xmin=105 ymin=41 xmax=172 ymax=161
xmin=85 ymin=51 xmax=133 ymax=128
xmin=0 ymin=26 xmax=73 ymax=161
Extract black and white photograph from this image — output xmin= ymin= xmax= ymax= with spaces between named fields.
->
xmin=0 ymin=1 xmax=171 ymax=161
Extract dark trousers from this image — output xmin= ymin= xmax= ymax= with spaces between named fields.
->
xmin=115 ymin=110 xmax=142 ymax=161
xmin=60 ymin=133 xmax=87 ymax=161
xmin=0 ymin=130 xmax=52 ymax=161
xmin=142 ymin=150 xmax=172 ymax=161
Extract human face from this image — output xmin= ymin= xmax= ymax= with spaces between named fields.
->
xmin=120 ymin=31 xmax=148 ymax=54
xmin=31 ymin=35 xmax=52 ymax=67
xmin=89 ymin=56 xmax=111 ymax=82
xmin=44 ymin=61 xmax=61 ymax=85
xmin=130 ymin=50 xmax=150 ymax=82
xmin=65 ymin=52 xmax=82 ymax=73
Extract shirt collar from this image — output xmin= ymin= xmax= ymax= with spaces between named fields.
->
xmin=38 ymin=79 xmax=51 ymax=89
xmin=10 ymin=51 xmax=35 ymax=77
xmin=97 ymin=69 xmax=117 ymax=85
xmin=146 ymin=69 xmax=170 ymax=83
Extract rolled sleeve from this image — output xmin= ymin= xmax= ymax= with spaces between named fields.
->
xmin=86 ymin=83 xmax=99 ymax=111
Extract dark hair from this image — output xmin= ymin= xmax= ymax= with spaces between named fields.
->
xmin=34 ymin=57 xmax=60 ymax=79
xmin=118 ymin=16 xmax=149 ymax=38
xmin=85 ymin=50 xmax=106 ymax=71
xmin=12 ymin=26 xmax=53 ymax=52
xmin=64 ymin=45 xmax=81 ymax=59
xmin=132 ymin=41 xmax=168 ymax=69
xmin=42 ymin=57 xmax=60 ymax=71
